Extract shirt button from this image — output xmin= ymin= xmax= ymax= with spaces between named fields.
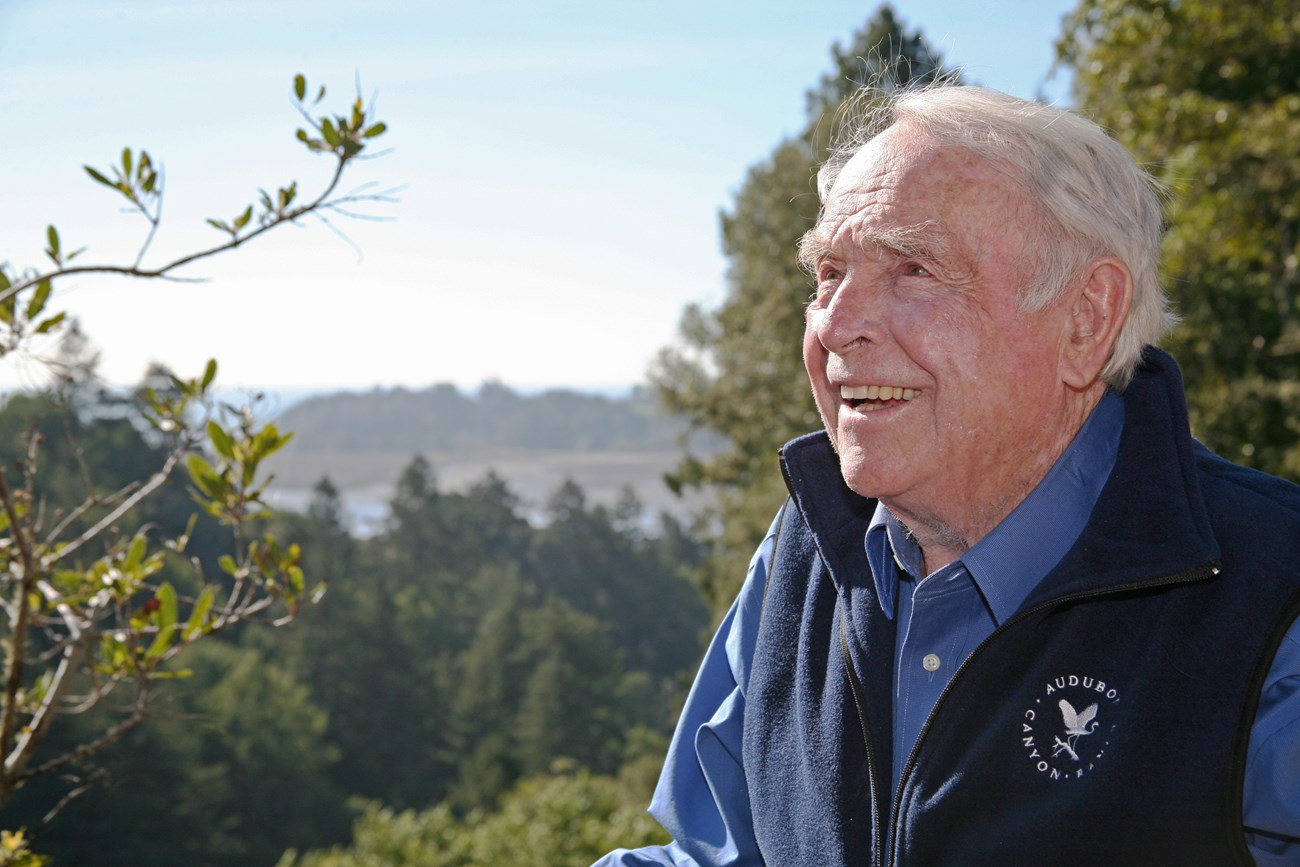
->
xmin=922 ymin=653 xmax=941 ymax=672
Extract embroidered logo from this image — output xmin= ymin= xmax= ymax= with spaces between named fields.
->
xmin=1020 ymin=674 xmax=1119 ymax=780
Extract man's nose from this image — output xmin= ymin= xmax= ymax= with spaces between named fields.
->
xmin=813 ymin=271 xmax=886 ymax=353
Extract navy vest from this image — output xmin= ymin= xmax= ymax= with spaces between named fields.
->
xmin=743 ymin=351 xmax=1300 ymax=866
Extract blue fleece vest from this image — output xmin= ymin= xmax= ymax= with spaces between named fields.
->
xmin=743 ymin=350 xmax=1300 ymax=866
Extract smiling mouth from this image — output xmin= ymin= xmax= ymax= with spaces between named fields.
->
xmin=840 ymin=384 xmax=919 ymax=412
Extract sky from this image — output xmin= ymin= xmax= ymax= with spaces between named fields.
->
xmin=0 ymin=0 xmax=1078 ymax=394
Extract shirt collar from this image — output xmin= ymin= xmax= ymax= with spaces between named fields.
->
xmin=866 ymin=391 xmax=1125 ymax=624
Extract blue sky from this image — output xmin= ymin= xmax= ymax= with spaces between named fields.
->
xmin=0 ymin=0 xmax=1077 ymax=392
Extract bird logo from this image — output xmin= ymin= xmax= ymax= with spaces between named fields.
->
xmin=1052 ymin=699 xmax=1099 ymax=762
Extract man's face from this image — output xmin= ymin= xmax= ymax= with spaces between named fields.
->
xmin=802 ymin=124 xmax=1079 ymax=541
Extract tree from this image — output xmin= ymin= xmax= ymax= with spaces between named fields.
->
xmin=1056 ymin=0 xmax=1300 ymax=479
xmin=0 ymin=72 xmax=390 ymax=842
xmin=4 ymin=641 xmax=344 ymax=867
xmin=651 ymin=5 xmax=956 ymax=614
xmin=276 ymin=760 xmax=670 ymax=867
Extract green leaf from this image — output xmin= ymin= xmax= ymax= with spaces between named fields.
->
xmin=186 ymin=454 xmax=225 ymax=499
xmin=201 ymin=358 xmax=218 ymax=390
xmin=208 ymin=420 xmax=235 ymax=460
xmin=84 ymin=165 xmax=115 ymax=188
xmin=206 ymin=217 xmax=231 ymax=234
xmin=218 ymin=554 xmax=238 ymax=576
xmin=97 ymin=634 xmax=131 ymax=674
xmin=45 ymin=225 xmax=60 ymax=262
xmin=145 ymin=582 xmax=179 ymax=662
xmin=26 ymin=670 xmax=54 ymax=708
xmin=122 ymin=147 xmax=133 ymax=178
xmin=320 ymin=118 xmax=340 ymax=148
xmin=155 ymin=580 xmax=176 ymax=625
xmin=25 ymin=279 xmax=52 ymax=320
xmin=170 ymin=511 xmax=199 ymax=554
xmin=363 ymin=122 xmax=387 ymax=139
xmin=34 ymin=312 xmax=67 ymax=335
xmin=250 ymin=425 xmax=293 ymax=462
xmin=294 ymin=73 xmax=306 ymax=102
xmin=182 ymin=586 xmax=214 ymax=640
xmin=233 ymin=204 xmax=253 ymax=231
xmin=124 ymin=533 xmax=147 ymax=572
xmin=288 ymin=565 xmax=305 ymax=595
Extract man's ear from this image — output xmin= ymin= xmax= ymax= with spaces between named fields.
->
xmin=1059 ymin=258 xmax=1133 ymax=390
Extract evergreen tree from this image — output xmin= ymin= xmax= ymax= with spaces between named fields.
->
xmin=1057 ymin=0 xmax=1300 ymax=479
xmin=6 ymin=642 xmax=343 ymax=867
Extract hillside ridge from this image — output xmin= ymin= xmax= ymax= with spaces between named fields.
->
xmin=277 ymin=381 xmax=697 ymax=454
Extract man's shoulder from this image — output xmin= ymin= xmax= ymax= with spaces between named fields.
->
xmin=1192 ymin=443 xmax=1300 ymax=582
xmin=1192 ymin=440 xmax=1300 ymax=521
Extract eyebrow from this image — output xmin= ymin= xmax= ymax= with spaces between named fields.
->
xmin=797 ymin=220 xmax=959 ymax=275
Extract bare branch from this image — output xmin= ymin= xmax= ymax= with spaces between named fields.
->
xmin=14 ymin=682 xmax=149 ymax=784
xmin=131 ymin=167 xmax=165 ymax=270
xmin=36 ymin=766 xmax=110 ymax=835
xmin=0 ymin=470 xmax=38 ymax=770
xmin=0 ymin=155 xmax=352 ymax=309
xmin=46 ymin=452 xmax=180 ymax=566
xmin=5 ymin=643 xmax=87 ymax=781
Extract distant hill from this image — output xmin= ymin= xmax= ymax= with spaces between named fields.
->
xmin=265 ymin=383 xmax=715 ymax=533
xmin=276 ymin=381 xmax=694 ymax=453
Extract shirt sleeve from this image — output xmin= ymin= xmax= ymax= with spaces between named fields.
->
xmin=592 ymin=512 xmax=780 ymax=867
xmin=1244 ymin=617 xmax=1300 ymax=865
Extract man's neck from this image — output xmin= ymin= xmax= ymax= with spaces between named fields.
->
xmin=888 ymin=384 xmax=1106 ymax=574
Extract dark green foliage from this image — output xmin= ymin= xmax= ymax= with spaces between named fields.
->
xmin=1057 ymin=0 xmax=1300 ymax=479
xmin=278 ymin=760 xmax=670 ymax=867
xmin=291 ymin=458 xmax=706 ymax=821
xmin=652 ymin=5 xmax=958 ymax=615
xmin=5 ymin=643 xmax=345 ymax=867
xmin=0 ymin=374 xmax=708 ymax=863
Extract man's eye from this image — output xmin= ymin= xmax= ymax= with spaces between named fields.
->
xmin=904 ymin=263 xmax=933 ymax=278
xmin=818 ymin=266 xmax=843 ymax=284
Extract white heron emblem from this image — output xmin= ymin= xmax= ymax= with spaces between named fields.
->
xmin=1052 ymin=699 xmax=1099 ymax=762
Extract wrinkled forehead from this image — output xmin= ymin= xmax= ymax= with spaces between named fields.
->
xmin=816 ymin=127 xmax=1035 ymax=251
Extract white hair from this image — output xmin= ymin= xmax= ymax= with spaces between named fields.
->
xmin=814 ymin=84 xmax=1176 ymax=389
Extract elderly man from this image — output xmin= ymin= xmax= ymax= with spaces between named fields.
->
xmin=597 ymin=84 xmax=1300 ymax=866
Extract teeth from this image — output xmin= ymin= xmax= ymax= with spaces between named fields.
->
xmin=839 ymin=385 xmax=918 ymax=402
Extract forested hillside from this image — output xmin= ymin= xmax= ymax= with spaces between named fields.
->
xmin=265 ymin=382 xmax=717 ymax=536
xmin=0 ymin=387 xmax=709 ymax=865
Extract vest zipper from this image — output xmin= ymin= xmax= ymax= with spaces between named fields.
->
xmin=839 ymin=616 xmax=885 ymax=867
xmin=846 ymin=561 xmax=1221 ymax=867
